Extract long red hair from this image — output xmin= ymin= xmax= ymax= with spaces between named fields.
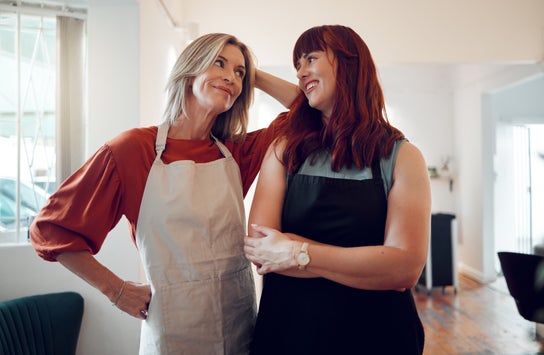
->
xmin=279 ymin=25 xmax=404 ymax=173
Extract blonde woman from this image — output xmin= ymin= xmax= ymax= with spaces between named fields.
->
xmin=30 ymin=33 xmax=296 ymax=354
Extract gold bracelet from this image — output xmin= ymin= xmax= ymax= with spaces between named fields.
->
xmin=112 ymin=280 xmax=126 ymax=306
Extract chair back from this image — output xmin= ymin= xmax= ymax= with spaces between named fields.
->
xmin=0 ymin=292 xmax=84 ymax=355
xmin=498 ymin=251 xmax=544 ymax=323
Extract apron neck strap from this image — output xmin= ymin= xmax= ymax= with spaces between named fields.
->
xmin=371 ymin=159 xmax=383 ymax=186
xmin=155 ymin=121 xmax=169 ymax=159
xmin=210 ymin=134 xmax=233 ymax=159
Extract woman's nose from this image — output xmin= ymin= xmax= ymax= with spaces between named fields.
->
xmin=223 ymin=70 xmax=235 ymax=83
xmin=296 ymin=65 xmax=307 ymax=80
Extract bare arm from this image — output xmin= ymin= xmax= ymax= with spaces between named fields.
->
xmin=245 ymin=141 xmax=330 ymax=278
xmin=255 ymin=69 xmax=300 ymax=109
xmin=245 ymin=140 xmax=317 ymax=277
xmin=246 ymin=140 xmax=285 ymax=233
xmin=57 ymin=251 xmax=151 ymax=319
xmin=244 ymin=142 xmax=431 ymax=290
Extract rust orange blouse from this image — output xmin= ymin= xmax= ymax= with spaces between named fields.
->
xmin=30 ymin=115 xmax=286 ymax=261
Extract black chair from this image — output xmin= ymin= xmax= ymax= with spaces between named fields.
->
xmin=498 ymin=251 xmax=544 ymax=323
xmin=0 ymin=292 xmax=84 ymax=355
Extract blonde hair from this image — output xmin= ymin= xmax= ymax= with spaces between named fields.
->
xmin=162 ymin=33 xmax=255 ymax=141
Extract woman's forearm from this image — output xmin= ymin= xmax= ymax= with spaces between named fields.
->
xmin=305 ymin=243 xmax=422 ymax=290
xmin=255 ymin=69 xmax=299 ymax=109
xmin=57 ymin=251 xmax=123 ymax=302
xmin=57 ymin=250 xmax=151 ymax=319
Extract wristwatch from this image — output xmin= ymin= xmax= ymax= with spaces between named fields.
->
xmin=296 ymin=242 xmax=310 ymax=270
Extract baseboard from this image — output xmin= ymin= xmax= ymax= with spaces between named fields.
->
xmin=458 ymin=263 xmax=496 ymax=284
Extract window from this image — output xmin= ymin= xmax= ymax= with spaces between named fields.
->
xmin=0 ymin=2 xmax=86 ymax=244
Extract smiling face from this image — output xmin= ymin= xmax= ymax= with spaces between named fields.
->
xmin=296 ymin=48 xmax=337 ymax=120
xmin=190 ymin=44 xmax=247 ymax=116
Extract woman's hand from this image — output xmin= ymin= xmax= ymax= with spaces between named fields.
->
xmin=112 ymin=280 xmax=152 ymax=320
xmin=56 ymin=251 xmax=152 ymax=320
xmin=244 ymin=224 xmax=299 ymax=274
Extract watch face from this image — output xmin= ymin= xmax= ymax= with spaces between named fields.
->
xmin=297 ymin=252 xmax=310 ymax=266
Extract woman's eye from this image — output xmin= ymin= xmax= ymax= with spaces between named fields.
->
xmin=214 ymin=59 xmax=224 ymax=67
xmin=235 ymin=69 xmax=245 ymax=78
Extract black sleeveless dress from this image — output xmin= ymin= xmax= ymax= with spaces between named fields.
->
xmin=250 ymin=161 xmax=424 ymax=355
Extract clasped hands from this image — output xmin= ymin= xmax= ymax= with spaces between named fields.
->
xmin=243 ymin=224 xmax=301 ymax=274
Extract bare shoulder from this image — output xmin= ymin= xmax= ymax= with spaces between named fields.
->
xmin=397 ymin=141 xmax=427 ymax=165
xmin=397 ymin=141 xmax=424 ymax=159
xmin=393 ymin=141 xmax=429 ymax=181
xmin=264 ymin=137 xmax=287 ymax=162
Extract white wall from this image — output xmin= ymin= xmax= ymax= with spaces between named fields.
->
xmin=139 ymin=0 xmax=187 ymax=126
xmin=180 ymin=0 xmax=544 ymax=66
xmin=380 ymin=65 xmax=456 ymax=213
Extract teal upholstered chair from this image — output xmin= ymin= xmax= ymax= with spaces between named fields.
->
xmin=0 ymin=292 xmax=84 ymax=355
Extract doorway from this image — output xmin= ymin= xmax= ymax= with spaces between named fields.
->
xmin=494 ymin=123 xmax=544 ymax=271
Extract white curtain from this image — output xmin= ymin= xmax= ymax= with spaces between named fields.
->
xmin=56 ymin=16 xmax=86 ymax=182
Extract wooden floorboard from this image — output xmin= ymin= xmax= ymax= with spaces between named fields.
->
xmin=414 ymin=274 xmax=544 ymax=355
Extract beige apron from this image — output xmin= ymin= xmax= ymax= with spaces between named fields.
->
xmin=136 ymin=122 xmax=256 ymax=354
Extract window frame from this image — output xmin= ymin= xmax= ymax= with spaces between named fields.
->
xmin=0 ymin=1 xmax=87 ymax=244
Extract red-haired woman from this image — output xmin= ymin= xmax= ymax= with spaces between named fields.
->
xmin=244 ymin=25 xmax=431 ymax=354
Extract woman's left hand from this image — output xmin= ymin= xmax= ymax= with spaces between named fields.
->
xmin=244 ymin=224 xmax=299 ymax=274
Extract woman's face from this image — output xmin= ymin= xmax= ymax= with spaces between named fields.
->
xmin=296 ymin=48 xmax=337 ymax=120
xmin=190 ymin=44 xmax=246 ymax=115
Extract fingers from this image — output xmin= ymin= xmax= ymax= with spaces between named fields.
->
xmin=244 ymin=225 xmax=277 ymax=248
xmin=250 ymin=223 xmax=272 ymax=236
xmin=256 ymin=265 xmax=266 ymax=275
xmin=243 ymin=240 xmax=259 ymax=265
xmin=139 ymin=309 xmax=148 ymax=320
xmin=244 ymin=235 xmax=263 ymax=252
xmin=249 ymin=224 xmax=267 ymax=238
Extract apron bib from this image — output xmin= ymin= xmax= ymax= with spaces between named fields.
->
xmin=136 ymin=122 xmax=256 ymax=355
xmin=252 ymin=162 xmax=424 ymax=355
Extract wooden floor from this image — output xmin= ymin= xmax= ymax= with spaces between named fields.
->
xmin=413 ymin=274 xmax=544 ymax=355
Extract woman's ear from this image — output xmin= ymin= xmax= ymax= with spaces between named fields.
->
xmin=186 ymin=78 xmax=194 ymax=94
